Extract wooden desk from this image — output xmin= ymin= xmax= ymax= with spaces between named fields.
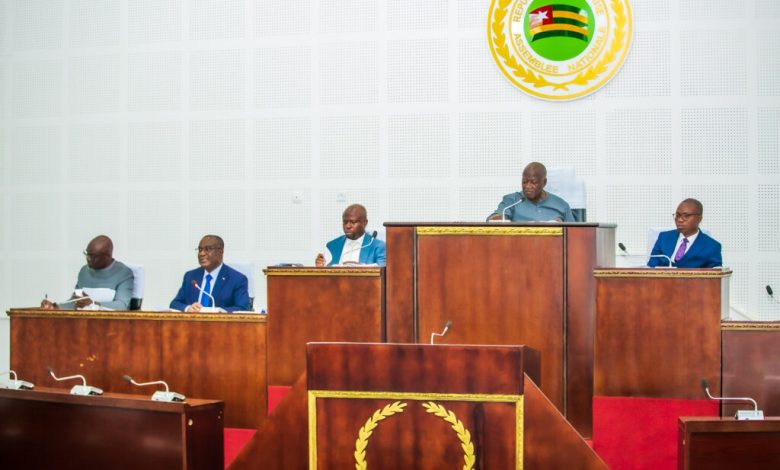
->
xmin=264 ymin=266 xmax=384 ymax=386
xmin=385 ymin=222 xmax=615 ymax=436
xmin=0 ymin=387 xmax=223 ymax=470
xmin=7 ymin=308 xmax=266 ymax=428
xmin=594 ymin=268 xmax=730 ymax=398
xmin=678 ymin=417 xmax=780 ymax=469
xmin=721 ymin=322 xmax=780 ymax=417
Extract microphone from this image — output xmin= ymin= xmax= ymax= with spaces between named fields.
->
xmin=648 ymin=254 xmax=674 ymax=267
xmin=338 ymin=231 xmax=378 ymax=262
xmin=123 ymin=374 xmax=185 ymax=402
xmin=0 ymin=370 xmax=34 ymax=390
xmin=766 ymin=285 xmax=780 ymax=305
xmin=701 ymin=378 xmax=763 ymax=420
xmin=618 ymin=242 xmax=629 ymax=255
xmin=490 ymin=196 xmax=525 ymax=223
xmin=47 ymin=367 xmax=103 ymax=396
xmin=191 ymin=279 xmax=219 ymax=313
xmin=430 ymin=320 xmax=453 ymax=345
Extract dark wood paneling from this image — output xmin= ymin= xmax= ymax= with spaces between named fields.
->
xmin=385 ymin=226 xmax=415 ymax=342
xmin=524 ymin=375 xmax=608 ymax=469
xmin=265 ymin=268 xmax=384 ymax=385
xmin=565 ymin=226 xmax=597 ymax=437
xmin=416 ymin=234 xmax=565 ymax=408
xmin=594 ymin=270 xmax=725 ymax=398
xmin=722 ymin=325 xmax=780 ymax=417
xmin=9 ymin=309 xmax=267 ymax=429
xmin=0 ymin=387 xmax=223 ymax=470
xmin=307 ymin=342 xmax=537 ymax=395
xmin=679 ymin=417 xmax=780 ymax=470
xmin=161 ymin=319 xmax=267 ymax=429
xmin=228 ymin=373 xmax=308 ymax=470
xmin=11 ymin=316 xmax=161 ymax=394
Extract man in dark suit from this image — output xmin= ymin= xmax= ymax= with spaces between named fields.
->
xmin=170 ymin=235 xmax=250 ymax=312
xmin=647 ymin=198 xmax=722 ymax=268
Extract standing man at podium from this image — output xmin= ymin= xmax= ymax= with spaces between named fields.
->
xmin=315 ymin=204 xmax=386 ymax=267
xmin=40 ymin=235 xmax=134 ymax=310
xmin=488 ymin=162 xmax=575 ymax=222
xmin=647 ymin=198 xmax=722 ymax=268
xmin=170 ymin=235 xmax=250 ymax=312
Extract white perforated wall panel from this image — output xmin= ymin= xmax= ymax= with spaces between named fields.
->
xmin=0 ymin=0 xmax=778 ymax=344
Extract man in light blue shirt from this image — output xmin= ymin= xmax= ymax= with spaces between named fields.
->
xmin=488 ymin=162 xmax=575 ymax=222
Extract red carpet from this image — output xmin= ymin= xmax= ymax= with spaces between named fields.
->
xmin=268 ymin=385 xmax=292 ymax=415
xmin=592 ymin=396 xmax=719 ymax=470
xmin=224 ymin=428 xmax=256 ymax=468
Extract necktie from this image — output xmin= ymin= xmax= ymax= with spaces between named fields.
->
xmin=201 ymin=274 xmax=213 ymax=306
xmin=674 ymin=238 xmax=689 ymax=262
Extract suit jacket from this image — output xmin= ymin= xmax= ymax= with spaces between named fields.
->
xmin=170 ymin=264 xmax=250 ymax=312
xmin=326 ymin=233 xmax=387 ymax=266
xmin=647 ymin=230 xmax=722 ymax=268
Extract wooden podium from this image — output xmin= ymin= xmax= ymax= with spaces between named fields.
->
xmin=8 ymin=308 xmax=267 ymax=428
xmin=594 ymin=268 xmax=731 ymax=398
xmin=264 ymin=266 xmax=385 ymax=386
xmin=721 ymin=322 xmax=780 ymax=417
xmin=306 ymin=342 xmax=606 ymax=469
xmin=0 ymin=387 xmax=223 ymax=470
xmin=678 ymin=417 xmax=780 ymax=469
xmin=384 ymin=222 xmax=615 ymax=435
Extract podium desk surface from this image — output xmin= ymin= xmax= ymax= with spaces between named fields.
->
xmin=384 ymin=221 xmax=615 ymax=227
xmin=0 ymin=386 xmax=222 ymax=411
xmin=6 ymin=307 xmax=266 ymax=322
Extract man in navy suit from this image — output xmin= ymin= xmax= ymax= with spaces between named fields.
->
xmin=647 ymin=198 xmax=722 ymax=268
xmin=315 ymin=204 xmax=386 ymax=267
xmin=170 ymin=235 xmax=250 ymax=312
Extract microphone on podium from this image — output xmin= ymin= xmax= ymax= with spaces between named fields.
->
xmin=191 ymin=280 xmax=219 ymax=312
xmin=618 ymin=242 xmax=629 ymax=255
xmin=123 ymin=374 xmax=185 ymax=402
xmin=701 ymin=378 xmax=763 ymax=420
xmin=339 ymin=231 xmax=379 ymax=261
xmin=648 ymin=254 xmax=674 ymax=267
xmin=491 ymin=197 xmax=525 ymax=223
xmin=430 ymin=320 xmax=453 ymax=345
xmin=47 ymin=367 xmax=103 ymax=396
xmin=0 ymin=370 xmax=34 ymax=390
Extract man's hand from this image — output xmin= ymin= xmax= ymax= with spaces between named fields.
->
xmin=40 ymin=299 xmax=57 ymax=309
xmin=186 ymin=302 xmax=203 ymax=313
xmin=488 ymin=214 xmax=505 ymax=221
xmin=74 ymin=295 xmax=93 ymax=309
xmin=315 ymin=253 xmax=326 ymax=267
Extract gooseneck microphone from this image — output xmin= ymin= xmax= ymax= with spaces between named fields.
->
xmin=618 ymin=242 xmax=629 ymax=255
xmin=191 ymin=280 xmax=218 ymax=311
xmin=430 ymin=320 xmax=453 ymax=345
xmin=768 ymin=285 xmax=774 ymax=297
xmin=47 ymin=367 xmax=103 ymax=396
xmin=701 ymin=378 xmax=763 ymax=420
xmin=648 ymin=254 xmax=674 ymax=267
xmin=123 ymin=374 xmax=185 ymax=402
xmin=0 ymin=370 xmax=34 ymax=390
xmin=339 ymin=231 xmax=379 ymax=261
xmin=498 ymin=196 xmax=525 ymax=222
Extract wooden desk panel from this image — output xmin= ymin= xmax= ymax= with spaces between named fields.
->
xmin=8 ymin=309 xmax=266 ymax=429
xmin=721 ymin=322 xmax=780 ymax=418
xmin=594 ymin=269 xmax=729 ymax=398
xmin=0 ymin=387 xmax=223 ymax=470
xmin=678 ymin=417 xmax=780 ymax=470
xmin=265 ymin=267 xmax=384 ymax=386
xmin=415 ymin=231 xmax=564 ymax=409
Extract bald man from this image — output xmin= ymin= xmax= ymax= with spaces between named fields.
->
xmin=648 ymin=198 xmax=722 ymax=268
xmin=488 ymin=162 xmax=575 ymax=222
xmin=41 ymin=235 xmax=134 ymax=310
xmin=315 ymin=204 xmax=386 ymax=267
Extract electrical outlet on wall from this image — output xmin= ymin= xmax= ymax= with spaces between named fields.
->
xmin=292 ymin=191 xmax=304 ymax=204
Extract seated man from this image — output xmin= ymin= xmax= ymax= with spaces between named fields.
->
xmin=648 ymin=198 xmax=722 ymax=268
xmin=40 ymin=235 xmax=134 ymax=310
xmin=488 ymin=162 xmax=575 ymax=222
xmin=170 ymin=235 xmax=250 ymax=312
xmin=315 ymin=204 xmax=386 ymax=267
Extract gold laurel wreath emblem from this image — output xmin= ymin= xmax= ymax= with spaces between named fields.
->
xmin=422 ymin=402 xmax=476 ymax=470
xmin=354 ymin=401 xmax=407 ymax=470
xmin=352 ymin=401 xmax=476 ymax=470
xmin=490 ymin=0 xmax=628 ymax=92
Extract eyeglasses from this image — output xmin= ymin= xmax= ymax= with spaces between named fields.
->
xmin=196 ymin=245 xmax=222 ymax=253
xmin=673 ymin=212 xmax=701 ymax=220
